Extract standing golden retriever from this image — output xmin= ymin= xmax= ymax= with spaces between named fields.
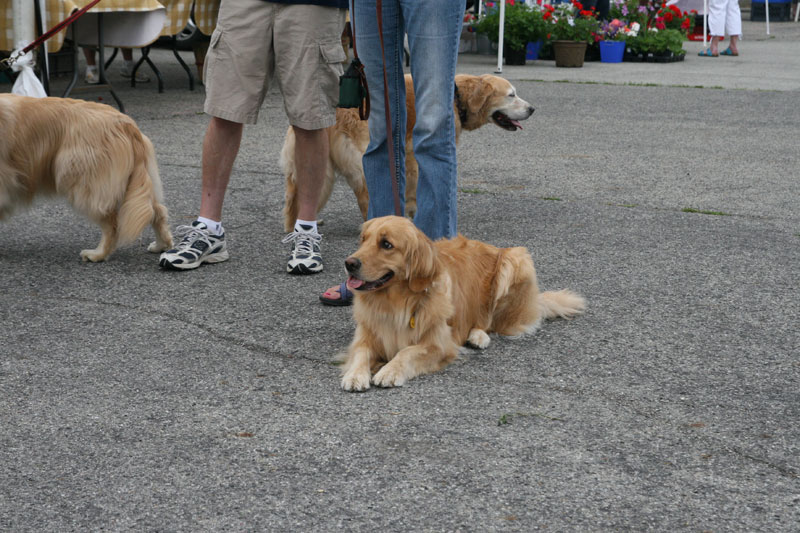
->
xmin=280 ymin=74 xmax=535 ymax=232
xmin=338 ymin=216 xmax=585 ymax=391
xmin=0 ymin=94 xmax=173 ymax=261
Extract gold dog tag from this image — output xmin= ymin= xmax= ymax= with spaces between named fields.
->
xmin=409 ymin=314 xmax=416 ymax=329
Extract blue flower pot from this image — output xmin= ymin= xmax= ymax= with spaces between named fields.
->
xmin=600 ymin=40 xmax=625 ymax=63
xmin=526 ymin=40 xmax=543 ymax=61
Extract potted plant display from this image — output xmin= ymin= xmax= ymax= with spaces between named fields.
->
xmin=544 ymin=1 xmax=600 ymax=67
xmin=599 ymin=18 xmax=632 ymax=63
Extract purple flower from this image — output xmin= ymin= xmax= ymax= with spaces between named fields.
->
xmin=621 ymin=5 xmax=628 ymax=15
xmin=638 ymin=5 xmax=647 ymax=13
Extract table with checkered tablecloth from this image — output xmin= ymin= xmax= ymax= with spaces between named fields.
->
xmin=1 ymin=0 xmax=218 ymax=53
xmin=1 ymin=0 xmax=167 ymax=53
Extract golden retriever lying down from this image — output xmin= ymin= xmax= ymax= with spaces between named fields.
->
xmin=338 ymin=216 xmax=585 ymax=391
xmin=281 ymin=73 xmax=535 ymax=232
xmin=0 ymin=94 xmax=173 ymax=261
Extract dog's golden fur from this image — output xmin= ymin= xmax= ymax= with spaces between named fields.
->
xmin=339 ymin=216 xmax=585 ymax=391
xmin=0 ymin=94 xmax=173 ymax=261
xmin=281 ymin=74 xmax=534 ymax=231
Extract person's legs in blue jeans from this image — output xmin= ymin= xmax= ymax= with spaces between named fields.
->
xmin=353 ymin=0 xmax=407 ymax=221
xmin=320 ymin=0 xmax=461 ymax=305
xmin=404 ymin=0 xmax=462 ymax=240
xmin=354 ymin=0 xmax=462 ymax=240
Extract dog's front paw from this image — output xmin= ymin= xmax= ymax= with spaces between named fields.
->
xmin=467 ymin=329 xmax=491 ymax=349
xmin=147 ymin=239 xmax=171 ymax=253
xmin=341 ymin=370 xmax=371 ymax=392
xmin=372 ymin=363 xmax=407 ymax=388
xmin=80 ymin=249 xmax=107 ymax=262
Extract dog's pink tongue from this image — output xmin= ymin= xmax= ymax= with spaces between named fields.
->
xmin=346 ymin=276 xmax=365 ymax=290
xmin=511 ymin=119 xmax=522 ymax=130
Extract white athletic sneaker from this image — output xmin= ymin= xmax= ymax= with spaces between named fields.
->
xmin=85 ymin=66 xmax=99 ymax=85
xmin=282 ymin=230 xmax=323 ymax=274
xmin=159 ymin=221 xmax=229 ymax=270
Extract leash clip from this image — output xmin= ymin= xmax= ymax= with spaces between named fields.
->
xmin=1 ymin=49 xmax=25 ymax=71
xmin=0 ymin=56 xmax=14 ymax=72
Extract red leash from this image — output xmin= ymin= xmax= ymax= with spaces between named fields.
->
xmin=1 ymin=0 xmax=104 ymax=70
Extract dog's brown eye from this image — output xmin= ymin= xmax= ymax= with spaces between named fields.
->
xmin=381 ymin=239 xmax=393 ymax=250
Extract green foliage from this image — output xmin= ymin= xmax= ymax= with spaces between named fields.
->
xmin=473 ymin=2 xmax=548 ymax=51
xmin=629 ymin=28 xmax=686 ymax=55
xmin=549 ymin=17 xmax=599 ymax=43
xmin=543 ymin=2 xmax=600 ymax=44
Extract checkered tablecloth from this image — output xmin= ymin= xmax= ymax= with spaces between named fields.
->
xmin=1 ymin=0 xmax=165 ymax=53
xmin=192 ymin=0 xmax=219 ymax=36
xmin=161 ymin=0 xmax=219 ymax=37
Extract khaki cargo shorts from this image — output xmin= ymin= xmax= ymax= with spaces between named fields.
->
xmin=204 ymin=0 xmax=347 ymax=129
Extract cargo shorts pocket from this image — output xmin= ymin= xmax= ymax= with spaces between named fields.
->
xmin=319 ymin=41 xmax=347 ymax=110
xmin=204 ymin=29 xmax=223 ymax=81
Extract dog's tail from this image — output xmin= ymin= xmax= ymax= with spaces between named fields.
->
xmin=116 ymin=125 xmax=161 ymax=245
xmin=538 ymin=289 xmax=586 ymax=320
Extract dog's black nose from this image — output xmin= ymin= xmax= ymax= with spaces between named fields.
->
xmin=345 ymin=257 xmax=361 ymax=273
xmin=528 ymin=106 xmax=535 ymax=116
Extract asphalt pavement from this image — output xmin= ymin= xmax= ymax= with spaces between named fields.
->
xmin=1 ymin=20 xmax=798 ymax=532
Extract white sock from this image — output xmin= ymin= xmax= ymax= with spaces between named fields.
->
xmin=295 ymin=219 xmax=318 ymax=234
xmin=196 ymin=216 xmax=223 ymax=236
xmin=86 ymin=65 xmax=97 ymax=74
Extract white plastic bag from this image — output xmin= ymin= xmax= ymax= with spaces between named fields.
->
xmin=10 ymin=48 xmax=47 ymax=98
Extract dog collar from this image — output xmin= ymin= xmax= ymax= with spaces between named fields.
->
xmin=454 ymin=84 xmax=467 ymax=126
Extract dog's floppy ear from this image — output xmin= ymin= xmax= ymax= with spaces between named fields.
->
xmin=464 ymin=75 xmax=495 ymax=126
xmin=407 ymin=231 xmax=438 ymax=293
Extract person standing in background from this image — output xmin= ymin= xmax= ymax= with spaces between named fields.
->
xmin=699 ymin=0 xmax=741 ymax=57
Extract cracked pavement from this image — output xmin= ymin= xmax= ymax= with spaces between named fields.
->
xmin=1 ymin=20 xmax=799 ymax=531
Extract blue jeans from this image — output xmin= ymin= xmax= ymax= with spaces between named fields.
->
xmin=353 ymin=0 xmax=462 ymax=240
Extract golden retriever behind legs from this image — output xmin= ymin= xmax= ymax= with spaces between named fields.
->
xmin=0 ymin=94 xmax=173 ymax=261
xmin=338 ymin=216 xmax=585 ymax=391
xmin=281 ymin=74 xmax=535 ymax=232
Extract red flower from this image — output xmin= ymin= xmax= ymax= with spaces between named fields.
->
xmin=543 ymin=11 xmax=552 ymax=20
xmin=664 ymin=12 xmax=674 ymax=22
xmin=656 ymin=21 xmax=666 ymax=30
xmin=681 ymin=18 xmax=692 ymax=29
xmin=572 ymin=1 xmax=584 ymax=9
xmin=580 ymin=9 xmax=593 ymax=17
xmin=669 ymin=5 xmax=681 ymax=14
